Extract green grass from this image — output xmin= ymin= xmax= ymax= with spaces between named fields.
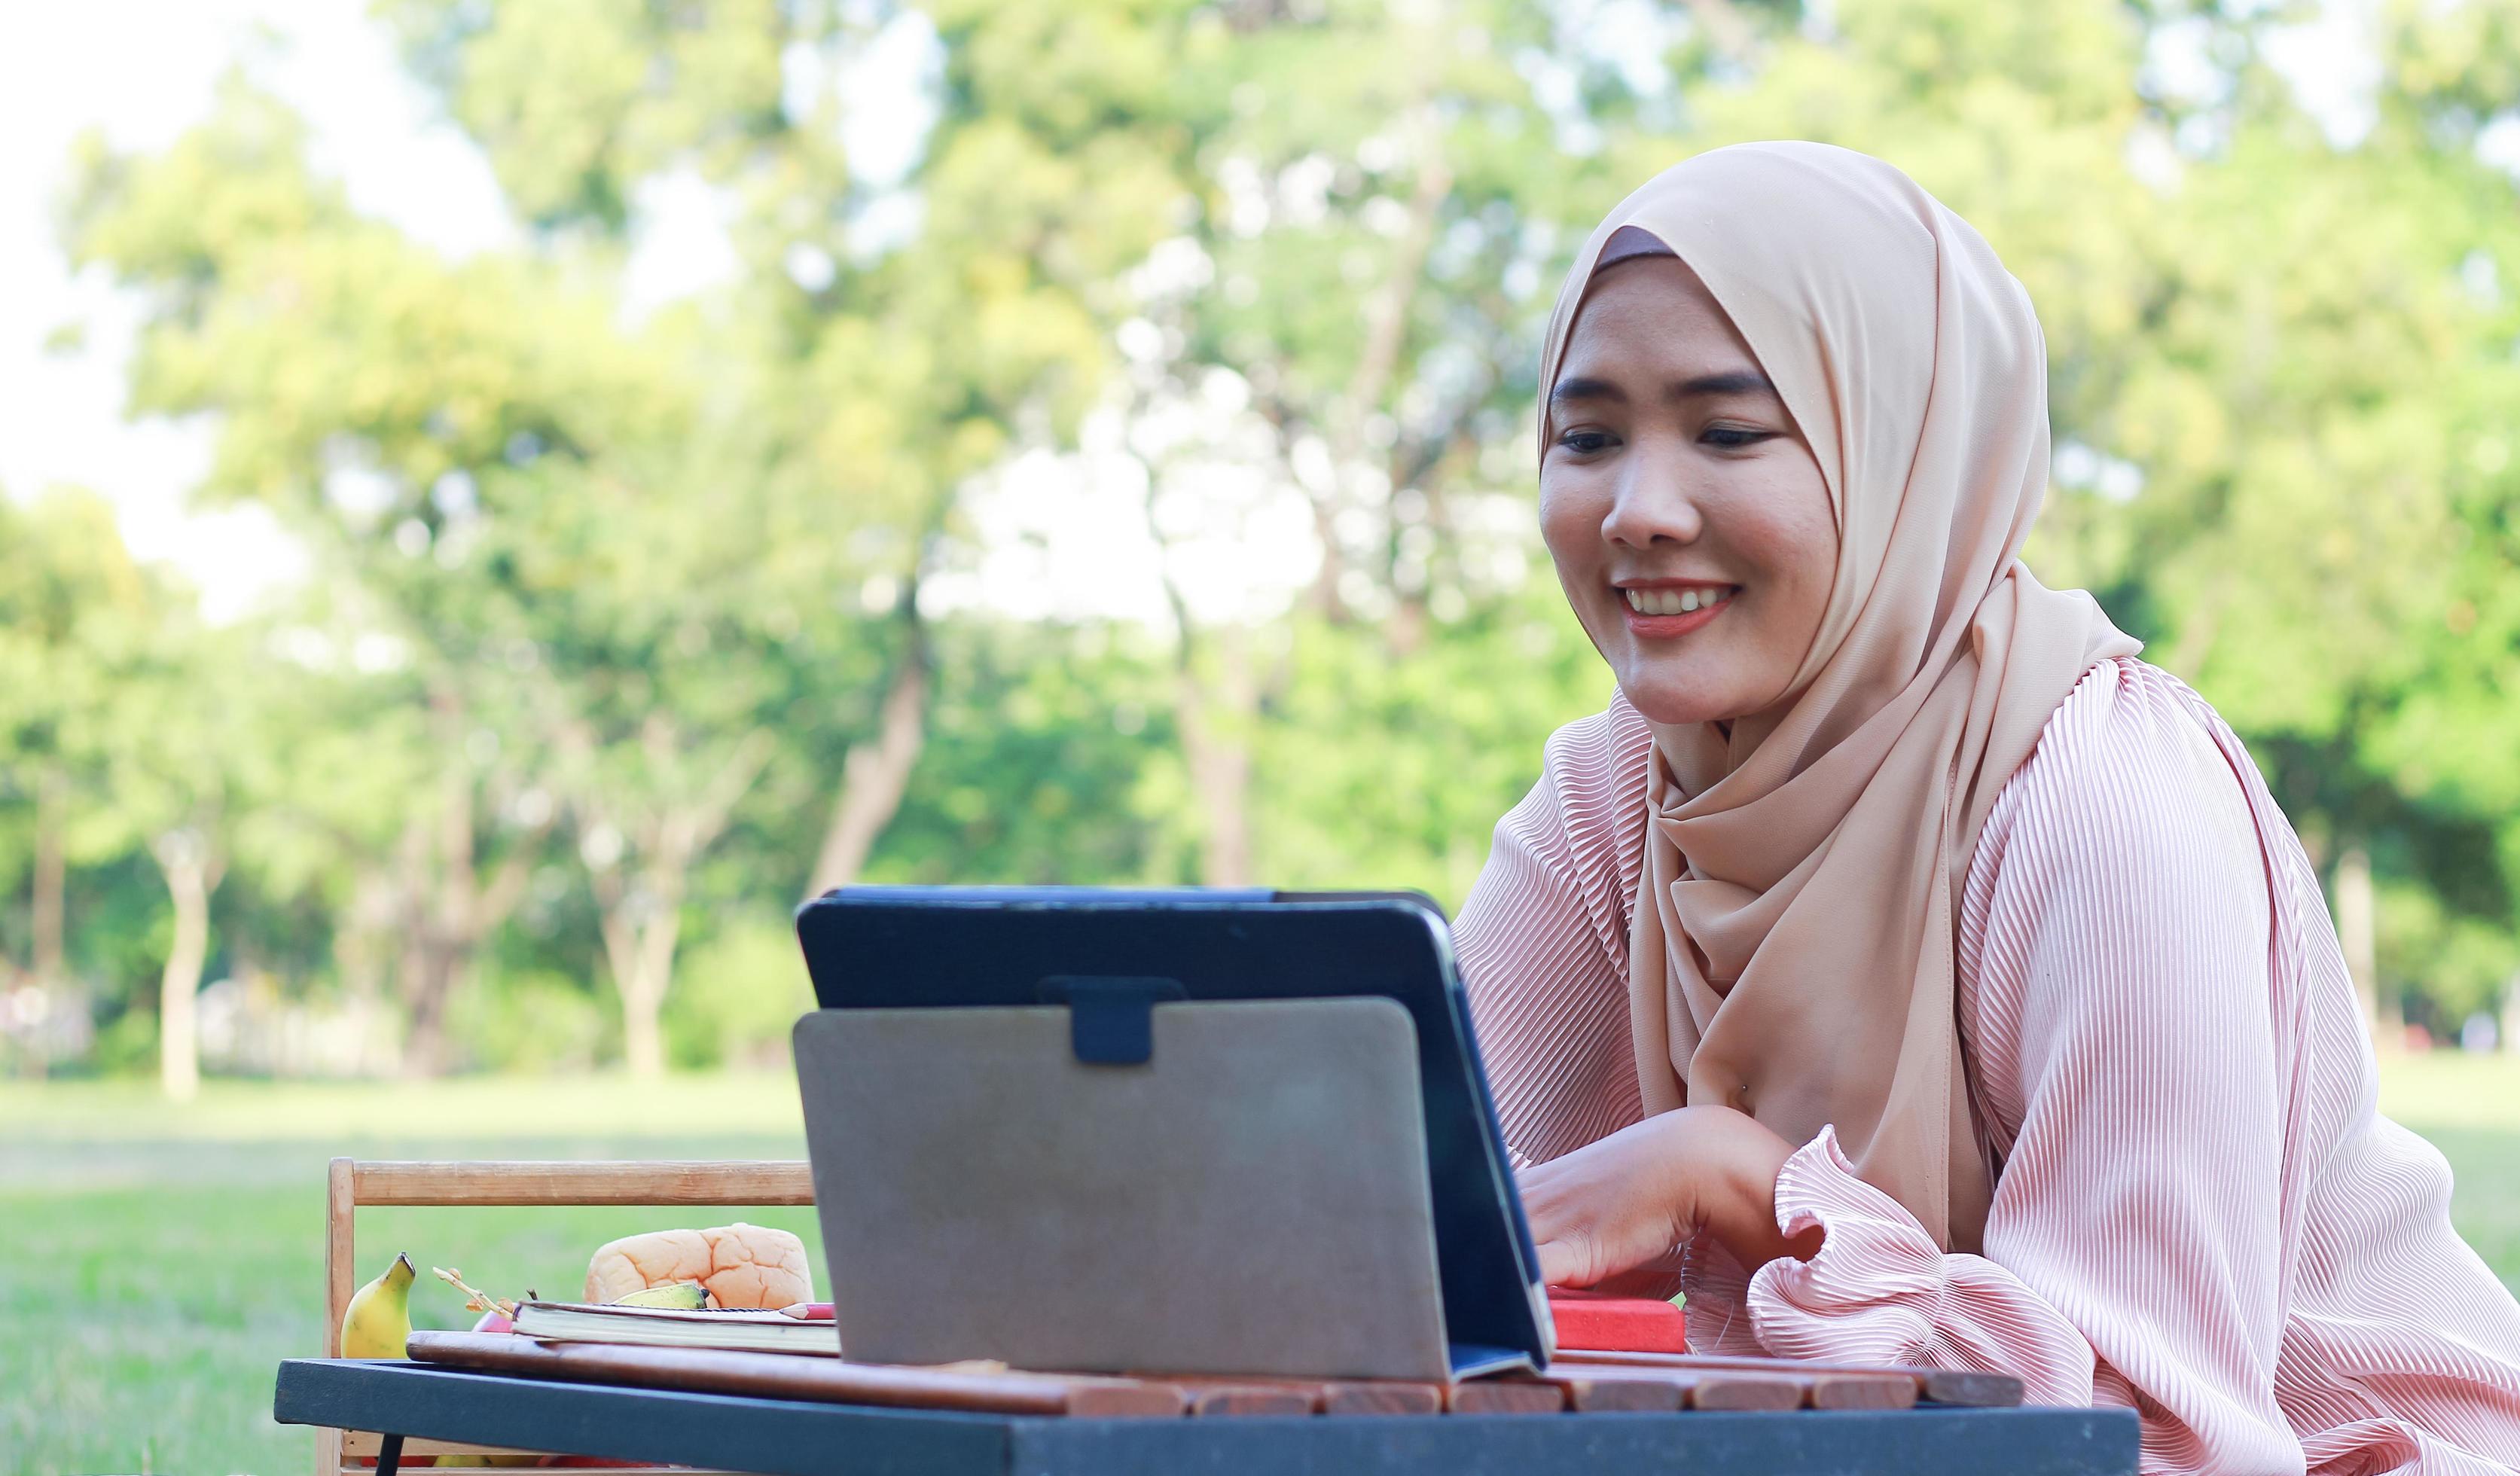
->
xmin=3 ymin=1075 xmax=815 ymax=1476
xmin=4 ymin=1058 xmax=2516 ymax=1476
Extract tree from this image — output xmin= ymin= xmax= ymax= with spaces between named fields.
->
xmin=1664 ymin=0 xmax=2520 ymax=1025
xmin=65 ymin=81 xmax=639 ymax=1069
xmin=377 ymin=0 xmax=1132 ymax=913
xmin=0 ymin=491 xmax=163 ymax=1075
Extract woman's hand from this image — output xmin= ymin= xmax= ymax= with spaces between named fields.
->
xmin=1515 ymin=1105 xmax=1819 ymax=1288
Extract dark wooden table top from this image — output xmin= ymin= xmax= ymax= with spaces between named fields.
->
xmin=275 ymin=1358 xmax=2140 ymax=1476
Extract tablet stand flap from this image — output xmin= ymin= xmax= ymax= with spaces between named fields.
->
xmin=795 ymin=997 xmax=1456 ymax=1383
xmin=1036 ymin=975 xmax=1188 ymax=1065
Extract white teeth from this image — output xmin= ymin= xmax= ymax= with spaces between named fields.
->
xmin=1623 ymin=587 xmax=1729 ymax=616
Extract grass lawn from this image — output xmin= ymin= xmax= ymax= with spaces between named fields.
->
xmin=5 ymin=1056 xmax=2517 ymax=1476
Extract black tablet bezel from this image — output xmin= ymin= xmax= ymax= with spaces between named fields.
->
xmin=793 ymin=884 xmax=1548 ymax=1370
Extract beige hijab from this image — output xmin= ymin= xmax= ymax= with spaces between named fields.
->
xmin=1536 ymin=143 xmax=2137 ymax=1252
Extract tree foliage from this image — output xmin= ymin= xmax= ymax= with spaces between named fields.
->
xmin=9 ymin=0 xmax=2520 ymax=1083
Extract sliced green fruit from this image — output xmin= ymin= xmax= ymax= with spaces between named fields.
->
xmin=612 ymin=1281 xmax=709 ymax=1310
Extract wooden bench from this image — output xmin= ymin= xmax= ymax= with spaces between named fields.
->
xmin=319 ymin=1157 xmax=814 ymax=1476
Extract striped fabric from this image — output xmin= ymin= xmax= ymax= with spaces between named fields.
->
xmin=1458 ymin=658 xmax=2520 ymax=1473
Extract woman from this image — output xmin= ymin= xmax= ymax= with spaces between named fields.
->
xmin=1456 ymin=142 xmax=2520 ymax=1474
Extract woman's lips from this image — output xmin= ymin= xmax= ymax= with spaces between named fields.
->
xmin=1618 ymin=584 xmax=1736 ymax=638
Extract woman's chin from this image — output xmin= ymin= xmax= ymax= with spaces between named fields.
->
xmin=1615 ymin=665 xmax=1763 ymax=729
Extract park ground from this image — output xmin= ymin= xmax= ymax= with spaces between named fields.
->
xmin=5 ymin=1057 xmax=2518 ymax=1476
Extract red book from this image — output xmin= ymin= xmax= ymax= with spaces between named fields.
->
xmin=1546 ymin=1288 xmax=1688 ymax=1354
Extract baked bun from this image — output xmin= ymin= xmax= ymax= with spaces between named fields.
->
xmin=583 ymin=1222 xmax=813 ymax=1310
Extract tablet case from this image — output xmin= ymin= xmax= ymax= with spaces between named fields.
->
xmin=794 ymin=999 xmax=1453 ymax=1381
xmin=792 ymin=886 xmax=1551 ymax=1379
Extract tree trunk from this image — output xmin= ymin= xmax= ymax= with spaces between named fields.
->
xmin=32 ymin=764 xmax=64 ymax=987
xmin=151 ymin=828 xmax=221 ymax=1102
xmin=602 ymin=884 xmax=685 ymax=1079
xmin=590 ymin=731 xmax=772 ymax=1078
xmin=1173 ymin=627 xmax=1256 ymax=887
xmin=399 ymin=935 xmax=466 ymax=1078
xmin=395 ymin=727 xmax=549 ymax=1075
xmin=807 ymin=618 xmax=929 ymax=897
xmin=1305 ymin=117 xmax=1452 ymax=622
xmin=22 ymin=765 xmax=66 ymax=1079
xmin=2334 ymin=844 xmax=2381 ymax=1042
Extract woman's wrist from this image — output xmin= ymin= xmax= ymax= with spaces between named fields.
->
xmin=1657 ymin=1106 xmax=1817 ymax=1272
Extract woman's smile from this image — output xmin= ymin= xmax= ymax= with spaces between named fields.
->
xmin=1615 ymin=578 xmax=1740 ymax=636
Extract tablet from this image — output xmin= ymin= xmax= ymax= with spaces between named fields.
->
xmin=792 ymin=886 xmax=1551 ymax=1375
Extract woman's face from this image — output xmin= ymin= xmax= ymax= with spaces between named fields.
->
xmin=1540 ymin=255 xmax=1837 ymax=728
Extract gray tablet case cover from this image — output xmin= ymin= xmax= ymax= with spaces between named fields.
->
xmin=794 ymin=997 xmax=1454 ymax=1381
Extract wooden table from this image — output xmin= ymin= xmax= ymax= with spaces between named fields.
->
xmin=273 ymin=1359 xmax=2140 ymax=1475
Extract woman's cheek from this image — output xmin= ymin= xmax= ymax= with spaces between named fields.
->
xmin=1536 ymin=473 xmax=1602 ymax=581
xmin=1734 ymin=461 xmax=1837 ymax=666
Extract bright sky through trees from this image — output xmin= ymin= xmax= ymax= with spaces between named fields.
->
xmin=0 ymin=0 xmax=2406 ymax=630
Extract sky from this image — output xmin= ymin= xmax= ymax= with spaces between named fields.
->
xmin=1 ymin=1 xmax=2390 ymax=627
xmin=1 ymin=2 xmax=520 ymax=618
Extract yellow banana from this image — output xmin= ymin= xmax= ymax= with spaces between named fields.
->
xmin=340 ymin=1251 xmax=416 ymax=1359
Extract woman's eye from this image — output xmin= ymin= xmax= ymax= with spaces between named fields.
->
xmin=1557 ymin=430 xmax=1617 ymax=455
xmin=1701 ymin=425 xmax=1773 ymax=449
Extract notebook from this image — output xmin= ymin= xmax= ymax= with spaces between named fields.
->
xmin=792 ymin=886 xmax=1552 ymax=1381
xmin=508 ymin=1301 xmax=841 ymax=1356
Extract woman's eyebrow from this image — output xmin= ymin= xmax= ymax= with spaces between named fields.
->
xmin=1668 ymin=370 xmax=1775 ymax=398
xmin=1550 ymin=370 xmax=1775 ymax=408
xmin=1551 ymin=375 xmax=1624 ymax=406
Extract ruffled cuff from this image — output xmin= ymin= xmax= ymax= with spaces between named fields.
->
xmin=1746 ymin=1125 xmax=1997 ymax=1368
xmin=1673 ymin=1228 xmax=1768 ymax=1356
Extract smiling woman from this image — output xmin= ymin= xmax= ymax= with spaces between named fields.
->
xmin=1455 ymin=143 xmax=2520 ymax=1474
xmin=1537 ymin=245 xmax=1835 ymax=729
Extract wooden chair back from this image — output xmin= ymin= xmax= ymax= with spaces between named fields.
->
xmin=319 ymin=1157 xmax=814 ymax=1476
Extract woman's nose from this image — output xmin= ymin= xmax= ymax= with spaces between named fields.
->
xmin=1600 ymin=445 xmax=1704 ymax=548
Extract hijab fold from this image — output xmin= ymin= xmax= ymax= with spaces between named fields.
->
xmin=1537 ymin=144 xmax=2137 ymax=1252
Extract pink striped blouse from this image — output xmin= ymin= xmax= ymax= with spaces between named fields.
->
xmin=1457 ymin=657 xmax=2520 ymax=1474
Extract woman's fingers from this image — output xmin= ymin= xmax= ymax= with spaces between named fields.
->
xmin=1535 ymin=1237 xmax=1588 ymax=1288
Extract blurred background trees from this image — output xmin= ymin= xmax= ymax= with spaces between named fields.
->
xmin=8 ymin=0 xmax=2520 ymax=1087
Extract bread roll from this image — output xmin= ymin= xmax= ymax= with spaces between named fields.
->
xmin=583 ymin=1222 xmax=813 ymax=1310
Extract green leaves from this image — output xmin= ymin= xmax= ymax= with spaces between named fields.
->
xmin=18 ymin=0 xmax=2520 ymax=1071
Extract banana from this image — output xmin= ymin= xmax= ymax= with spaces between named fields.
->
xmin=612 ymin=1281 xmax=709 ymax=1310
xmin=341 ymin=1251 xmax=416 ymax=1359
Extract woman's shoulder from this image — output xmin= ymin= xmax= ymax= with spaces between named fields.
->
xmin=1488 ymin=690 xmax=1658 ymax=925
xmin=1523 ymin=688 xmax=1658 ymax=850
xmin=1974 ymin=656 xmax=2269 ymax=907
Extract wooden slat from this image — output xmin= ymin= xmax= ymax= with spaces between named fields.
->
xmin=1807 ymin=1371 xmax=1921 ymax=1410
xmin=1530 ymin=1370 xmax=1681 ymax=1412
xmin=338 ymin=1430 xmax=706 ymax=1471
xmin=1443 ymin=1379 xmax=1564 ymax=1414
xmin=350 ymin=1160 xmax=813 ymax=1206
xmin=345 ymin=1446 xmax=705 ymax=1474
xmin=1683 ymin=1371 xmax=1812 ymax=1411
xmin=319 ymin=1157 xmax=355 ymax=1476
xmin=343 ymin=1435 xmax=734 ymax=1469
xmin=1554 ymin=1349 xmax=2020 ymax=1407
xmin=1179 ymin=1382 xmax=1316 ymax=1417
xmin=1532 ymin=1362 xmax=1811 ymax=1411
xmin=342 ymin=1435 xmax=545 ymax=1459
xmin=405 ymin=1333 xmax=1188 ymax=1417
xmin=1126 ymin=1372 xmax=1444 ymax=1416
xmin=1318 ymin=1379 xmax=1445 ymax=1416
